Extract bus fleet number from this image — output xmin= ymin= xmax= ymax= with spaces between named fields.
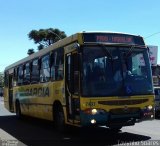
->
xmin=86 ymin=102 xmax=96 ymax=107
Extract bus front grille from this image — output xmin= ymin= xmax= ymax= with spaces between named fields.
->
xmin=110 ymin=107 xmax=140 ymax=115
xmin=98 ymin=99 xmax=148 ymax=106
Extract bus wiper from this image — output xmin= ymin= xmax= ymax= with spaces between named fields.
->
xmin=98 ymin=44 xmax=113 ymax=60
xmin=98 ymin=43 xmax=115 ymax=72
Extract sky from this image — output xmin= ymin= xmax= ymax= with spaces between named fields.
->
xmin=0 ymin=0 xmax=160 ymax=72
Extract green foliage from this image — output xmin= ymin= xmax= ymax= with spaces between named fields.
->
xmin=0 ymin=72 xmax=4 ymax=87
xmin=27 ymin=48 xmax=35 ymax=55
xmin=38 ymin=44 xmax=44 ymax=50
xmin=28 ymin=28 xmax=67 ymax=51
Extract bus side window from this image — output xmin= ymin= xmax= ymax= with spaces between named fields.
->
xmin=23 ymin=63 xmax=30 ymax=85
xmin=31 ymin=59 xmax=40 ymax=84
xmin=50 ymin=48 xmax=64 ymax=81
xmin=57 ymin=48 xmax=64 ymax=80
xmin=50 ymin=51 xmax=56 ymax=81
xmin=40 ymin=55 xmax=50 ymax=82
xmin=4 ymin=71 xmax=9 ymax=87
xmin=13 ymin=68 xmax=17 ymax=86
xmin=17 ymin=65 xmax=23 ymax=85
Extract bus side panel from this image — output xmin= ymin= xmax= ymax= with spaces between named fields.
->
xmin=3 ymin=87 xmax=10 ymax=111
xmin=12 ymin=81 xmax=65 ymax=121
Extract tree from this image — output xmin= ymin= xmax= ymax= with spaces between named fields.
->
xmin=0 ymin=72 xmax=4 ymax=87
xmin=38 ymin=44 xmax=44 ymax=50
xmin=28 ymin=28 xmax=67 ymax=51
xmin=27 ymin=48 xmax=35 ymax=55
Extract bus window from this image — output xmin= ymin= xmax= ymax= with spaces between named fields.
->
xmin=57 ymin=48 xmax=64 ymax=80
xmin=40 ymin=55 xmax=50 ymax=82
xmin=51 ymin=48 xmax=64 ymax=80
xmin=4 ymin=71 xmax=9 ymax=87
xmin=13 ymin=68 xmax=18 ymax=86
xmin=23 ymin=63 xmax=30 ymax=84
xmin=51 ymin=51 xmax=56 ymax=80
xmin=17 ymin=65 xmax=23 ymax=85
xmin=31 ymin=59 xmax=40 ymax=83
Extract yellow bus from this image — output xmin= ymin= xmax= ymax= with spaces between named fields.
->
xmin=4 ymin=32 xmax=154 ymax=131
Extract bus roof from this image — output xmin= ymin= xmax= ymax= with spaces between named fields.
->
xmin=5 ymin=31 xmax=145 ymax=72
xmin=82 ymin=31 xmax=142 ymax=36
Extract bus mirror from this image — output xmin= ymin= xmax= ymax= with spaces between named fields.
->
xmin=74 ymin=43 xmax=80 ymax=52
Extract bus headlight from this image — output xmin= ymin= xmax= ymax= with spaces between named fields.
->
xmin=147 ymin=105 xmax=153 ymax=110
xmin=91 ymin=119 xmax=96 ymax=124
xmin=84 ymin=108 xmax=105 ymax=115
xmin=91 ymin=109 xmax=97 ymax=115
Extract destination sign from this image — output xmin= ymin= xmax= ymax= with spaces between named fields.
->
xmin=83 ymin=33 xmax=145 ymax=46
xmin=96 ymin=35 xmax=133 ymax=43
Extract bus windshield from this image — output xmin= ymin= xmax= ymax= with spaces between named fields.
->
xmin=82 ymin=45 xmax=153 ymax=97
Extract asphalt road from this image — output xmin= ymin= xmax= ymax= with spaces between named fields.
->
xmin=0 ymin=98 xmax=160 ymax=146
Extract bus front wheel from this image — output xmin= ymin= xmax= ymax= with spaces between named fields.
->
xmin=53 ymin=104 xmax=66 ymax=132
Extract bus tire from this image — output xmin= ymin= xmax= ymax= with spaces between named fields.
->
xmin=53 ymin=104 xmax=66 ymax=132
xmin=15 ymin=100 xmax=22 ymax=118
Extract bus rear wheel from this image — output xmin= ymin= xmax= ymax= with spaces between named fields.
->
xmin=53 ymin=104 xmax=66 ymax=132
xmin=15 ymin=101 xmax=22 ymax=118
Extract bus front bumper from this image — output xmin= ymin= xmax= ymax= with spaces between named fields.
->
xmin=80 ymin=108 xmax=154 ymax=127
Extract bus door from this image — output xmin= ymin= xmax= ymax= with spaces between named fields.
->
xmin=8 ymin=74 xmax=14 ymax=111
xmin=65 ymin=52 xmax=80 ymax=123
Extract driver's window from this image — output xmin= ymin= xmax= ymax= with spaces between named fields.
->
xmin=132 ymin=53 xmax=143 ymax=75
